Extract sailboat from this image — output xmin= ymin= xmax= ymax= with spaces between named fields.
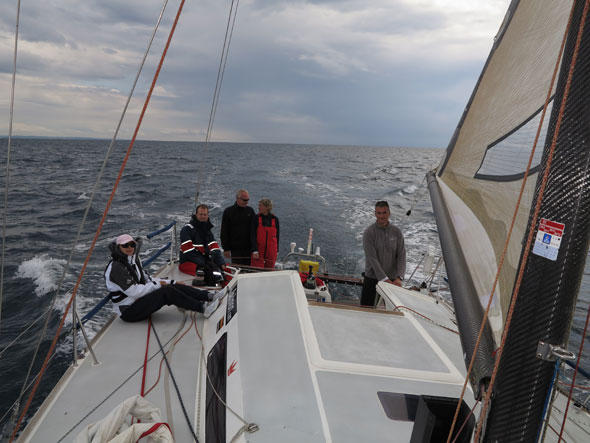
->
xmin=3 ymin=0 xmax=590 ymax=441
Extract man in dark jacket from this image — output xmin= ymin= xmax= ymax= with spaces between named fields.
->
xmin=179 ymin=205 xmax=225 ymax=281
xmin=220 ymin=189 xmax=255 ymax=265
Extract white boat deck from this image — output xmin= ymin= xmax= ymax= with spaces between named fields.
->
xmin=20 ymin=270 xmax=488 ymax=442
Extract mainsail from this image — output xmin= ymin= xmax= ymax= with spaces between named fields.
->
xmin=430 ymin=0 xmax=590 ymax=438
xmin=430 ymin=0 xmax=573 ymax=388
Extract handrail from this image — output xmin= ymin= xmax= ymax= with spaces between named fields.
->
xmin=564 ymin=359 xmax=590 ymax=380
xmin=143 ymin=242 xmax=171 ymax=268
xmin=146 ymin=220 xmax=176 ymax=239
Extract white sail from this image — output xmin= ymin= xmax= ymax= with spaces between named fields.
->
xmin=437 ymin=0 xmax=572 ymax=342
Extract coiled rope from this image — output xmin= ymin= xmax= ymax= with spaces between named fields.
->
xmin=9 ymin=1 xmax=186 ymax=440
xmin=445 ymin=2 xmax=577 ymax=441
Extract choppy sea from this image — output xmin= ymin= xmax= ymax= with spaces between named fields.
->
xmin=0 ymin=138 xmax=588 ymax=433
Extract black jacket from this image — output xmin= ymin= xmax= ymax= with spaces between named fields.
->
xmin=220 ymin=203 xmax=256 ymax=252
xmin=106 ymin=237 xmax=147 ymax=291
xmin=179 ymin=215 xmax=224 ymax=267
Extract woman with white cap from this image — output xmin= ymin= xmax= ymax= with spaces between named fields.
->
xmin=105 ymin=234 xmax=222 ymax=322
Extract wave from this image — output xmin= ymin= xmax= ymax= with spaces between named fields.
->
xmin=16 ymin=255 xmax=67 ymax=297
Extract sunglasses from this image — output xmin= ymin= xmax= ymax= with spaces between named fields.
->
xmin=240 ymin=197 xmax=249 ymax=202
xmin=120 ymin=242 xmax=136 ymax=248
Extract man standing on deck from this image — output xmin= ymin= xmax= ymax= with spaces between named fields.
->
xmin=361 ymin=200 xmax=406 ymax=307
xmin=221 ymin=189 xmax=256 ymax=265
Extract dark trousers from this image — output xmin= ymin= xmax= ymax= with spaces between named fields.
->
xmin=120 ymin=284 xmax=209 ymax=322
xmin=360 ymin=274 xmax=379 ymax=307
xmin=230 ymin=249 xmax=251 ymax=266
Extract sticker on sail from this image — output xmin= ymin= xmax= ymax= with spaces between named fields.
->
xmin=532 ymin=218 xmax=564 ymax=261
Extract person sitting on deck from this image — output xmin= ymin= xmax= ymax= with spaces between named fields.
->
xmin=105 ymin=234 xmax=222 ymax=322
xmin=179 ymin=204 xmax=226 ymax=284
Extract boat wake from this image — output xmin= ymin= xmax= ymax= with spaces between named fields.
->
xmin=16 ymin=255 xmax=67 ymax=297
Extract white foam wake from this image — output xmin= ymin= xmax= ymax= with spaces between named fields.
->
xmin=16 ymin=254 xmax=67 ymax=297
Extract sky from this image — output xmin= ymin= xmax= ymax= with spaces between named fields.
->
xmin=0 ymin=0 xmax=511 ymax=148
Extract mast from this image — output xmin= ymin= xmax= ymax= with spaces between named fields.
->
xmin=484 ymin=1 xmax=590 ymax=440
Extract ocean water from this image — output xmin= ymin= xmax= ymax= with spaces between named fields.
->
xmin=0 ymin=138 xmax=588 ymax=432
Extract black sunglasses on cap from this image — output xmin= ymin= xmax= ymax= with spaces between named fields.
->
xmin=121 ymin=242 xmax=136 ymax=248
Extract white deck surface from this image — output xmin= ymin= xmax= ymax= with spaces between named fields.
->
xmin=228 ymin=272 xmax=472 ymax=442
xmin=20 ymin=305 xmax=206 ymax=442
xmin=29 ymin=270 xmax=590 ymax=442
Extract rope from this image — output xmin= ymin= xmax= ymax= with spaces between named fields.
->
xmin=405 ymin=173 xmax=427 ymax=217
xmin=559 ymin=303 xmax=590 ymax=439
xmin=6 ymin=0 xmax=171 ymax=432
xmin=140 ymin=318 xmax=153 ymax=397
xmin=144 ymin=314 xmax=194 ymax=396
xmin=194 ymin=0 xmax=240 ymax=205
xmin=192 ymin=314 xmax=258 ymax=439
xmin=473 ymin=2 xmax=588 ymax=439
xmin=9 ymin=2 xmax=186 ymax=440
xmin=55 ymin=329 xmax=183 ymax=442
xmin=392 ymin=306 xmax=458 ymax=334
xmin=537 ymin=359 xmax=562 ymax=442
xmin=445 ymin=3 xmax=576 ymax=440
xmin=450 ymin=400 xmax=479 ymax=443
xmin=0 ymin=305 xmax=52 ymax=359
xmin=0 ymin=0 xmax=20 ymax=342
xmin=150 ymin=318 xmax=199 ymax=442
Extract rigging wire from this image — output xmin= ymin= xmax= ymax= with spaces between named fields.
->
xmin=9 ymin=1 xmax=187 ymax=440
xmin=144 ymin=314 xmax=194 ymax=396
xmin=194 ymin=0 xmax=241 ymax=206
xmin=54 ymin=330 xmax=184 ymax=442
xmin=150 ymin=319 xmax=199 ymax=442
xmin=191 ymin=307 xmax=259 ymax=439
xmin=7 ymin=0 xmax=172 ymax=432
xmin=473 ymin=1 xmax=589 ymax=440
xmin=444 ymin=3 xmax=576 ymax=441
xmin=558 ymin=303 xmax=590 ymax=439
xmin=0 ymin=0 xmax=20 ymax=342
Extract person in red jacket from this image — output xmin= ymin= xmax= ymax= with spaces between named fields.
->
xmin=251 ymin=198 xmax=279 ymax=269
